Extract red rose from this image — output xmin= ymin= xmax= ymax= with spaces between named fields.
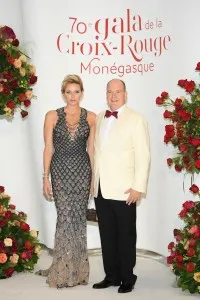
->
xmin=0 ymin=26 xmax=16 ymax=40
xmin=21 ymin=110 xmax=28 ymax=118
xmin=25 ymin=251 xmax=32 ymax=260
xmin=24 ymin=100 xmax=31 ymax=107
xmin=167 ymin=158 xmax=173 ymax=166
xmin=10 ymin=79 xmax=18 ymax=89
xmin=164 ymin=135 xmax=171 ymax=144
xmin=167 ymin=256 xmax=174 ymax=264
xmin=156 ymin=96 xmax=164 ymax=105
xmin=176 ymin=131 xmax=183 ymax=137
xmin=189 ymin=184 xmax=199 ymax=194
xmin=185 ymin=80 xmax=195 ymax=93
xmin=178 ymin=79 xmax=187 ymax=88
xmin=175 ymin=255 xmax=183 ymax=263
xmin=168 ymin=242 xmax=174 ymax=249
xmin=9 ymin=204 xmax=16 ymax=210
xmin=161 ymin=91 xmax=168 ymax=98
xmin=194 ymin=159 xmax=200 ymax=168
xmin=166 ymin=131 xmax=175 ymax=138
xmin=179 ymin=144 xmax=188 ymax=152
xmin=186 ymin=262 xmax=195 ymax=273
xmin=194 ymin=229 xmax=200 ymax=238
xmin=183 ymin=200 xmax=195 ymax=209
xmin=165 ymin=125 xmax=175 ymax=132
xmin=192 ymin=150 xmax=198 ymax=160
xmin=29 ymin=75 xmax=37 ymax=85
xmin=0 ymin=220 xmax=6 ymax=228
xmin=6 ymin=101 xmax=15 ymax=109
xmin=3 ymin=86 xmax=10 ymax=95
xmin=173 ymin=229 xmax=180 ymax=237
xmin=178 ymin=110 xmax=191 ymax=121
xmin=18 ymin=93 xmax=26 ymax=102
xmin=21 ymin=251 xmax=27 ymax=259
xmin=195 ymin=62 xmax=200 ymax=71
xmin=5 ymin=211 xmax=12 ymax=220
xmin=191 ymin=138 xmax=200 ymax=147
xmin=7 ymin=56 xmax=15 ymax=64
xmin=20 ymin=222 xmax=30 ymax=231
xmin=4 ymin=71 xmax=13 ymax=80
xmin=179 ymin=208 xmax=187 ymax=218
xmin=12 ymin=39 xmax=19 ymax=46
xmin=0 ymin=186 xmax=5 ymax=193
xmin=4 ymin=267 xmax=15 ymax=278
xmin=163 ymin=110 xmax=172 ymax=118
xmin=175 ymin=98 xmax=182 ymax=106
xmin=183 ymin=156 xmax=190 ymax=164
xmin=171 ymin=115 xmax=178 ymax=122
xmin=175 ymin=165 xmax=182 ymax=172
xmin=24 ymin=241 xmax=33 ymax=250
xmin=189 ymin=238 xmax=196 ymax=247
xmin=196 ymin=108 xmax=200 ymax=117
xmin=187 ymin=248 xmax=195 ymax=257
xmin=18 ymin=211 xmax=25 ymax=217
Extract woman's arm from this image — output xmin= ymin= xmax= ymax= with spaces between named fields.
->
xmin=43 ymin=110 xmax=57 ymax=199
xmin=87 ymin=111 xmax=96 ymax=195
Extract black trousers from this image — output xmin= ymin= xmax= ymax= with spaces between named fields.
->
xmin=94 ymin=186 xmax=137 ymax=285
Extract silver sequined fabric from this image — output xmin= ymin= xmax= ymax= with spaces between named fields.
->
xmin=47 ymin=107 xmax=91 ymax=288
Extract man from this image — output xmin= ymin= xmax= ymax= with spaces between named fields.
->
xmin=93 ymin=79 xmax=150 ymax=293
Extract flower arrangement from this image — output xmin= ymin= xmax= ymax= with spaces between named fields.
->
xmin=155 ymin=62 xmax=200 ymax=175
xmin=156 ymin=62 xmax=200 ymax=294
xmin=167 ymin=197 xmax=200 ymax=294
xmin=0 ymin=185 xmax=41 ymax=279
xmin=0 ymin=25 xmax=37 ymax=119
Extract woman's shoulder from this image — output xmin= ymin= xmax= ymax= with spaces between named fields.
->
xmin=83 ymin=108 xmax=96 ymax=126
xmin=45 ymin=108 xmax=62 ymax=123
xmin=87 ymin=110 xmax=96 ymax=119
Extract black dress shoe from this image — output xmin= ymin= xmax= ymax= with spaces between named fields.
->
xmin=93 ymin=279 xmax=120 ymax=289
xmin=118 ymin=283 xmax=134 ymax=293
xmin=118 ymin=275 xmax=137 ymax=293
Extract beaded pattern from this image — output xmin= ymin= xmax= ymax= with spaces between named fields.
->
xmin=45 ymin=107 xmax=91 ymax=288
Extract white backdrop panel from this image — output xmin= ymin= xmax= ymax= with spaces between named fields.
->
xmin=1 ymin=0 xmax=200 ymax=255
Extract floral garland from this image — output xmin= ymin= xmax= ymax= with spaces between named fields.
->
xmin=0 ymin=186 xmax=42 ymax=279
xmin=0 ymin=25 xmax=37 ymax=119
xmin=156 ymin=62 xmax=200 ymax=294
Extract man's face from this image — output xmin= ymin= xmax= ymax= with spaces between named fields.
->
xmin=106 ymin=80 xmax=127 ymax=111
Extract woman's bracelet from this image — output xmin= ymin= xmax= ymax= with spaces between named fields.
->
xmin=43 ymin=172 xmax=49 ymax=179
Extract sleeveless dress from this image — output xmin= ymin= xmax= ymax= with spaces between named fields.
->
xmin=46 ymin=107 xmax=91 ymax=288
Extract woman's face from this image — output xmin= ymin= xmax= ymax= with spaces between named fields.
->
xmin=63 ymin=83 xmax=82 ymax=106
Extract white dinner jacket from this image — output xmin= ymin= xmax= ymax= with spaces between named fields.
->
xmin=94 ymin=106 xmax=150 ymax=200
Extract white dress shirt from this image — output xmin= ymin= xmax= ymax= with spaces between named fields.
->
xmin=100 ymin=105 xmax=126 ymax=149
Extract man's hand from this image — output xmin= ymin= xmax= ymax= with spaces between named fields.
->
xmin=124 ymin=188 xmax=142 ymax=205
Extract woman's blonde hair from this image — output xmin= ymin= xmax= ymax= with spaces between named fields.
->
xmin=61 ymin=74 xmax=84 ymax=93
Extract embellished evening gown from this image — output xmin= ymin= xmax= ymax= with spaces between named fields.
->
xmin=44 ymin=107 xmax=91 ymax=288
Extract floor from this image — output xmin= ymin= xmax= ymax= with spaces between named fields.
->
xmin=0 ymin=251 xmax=199 ymax=300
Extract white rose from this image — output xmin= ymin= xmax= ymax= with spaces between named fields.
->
xmin=34 ymin=245 xmax=41 ymax=255
xmin=30 ymin=230 xmax=38 ymax=238
xmin=19 ymin=54 xmax=27 ymax=63
xmin=4 ymin=238 xmax=13 ymax=247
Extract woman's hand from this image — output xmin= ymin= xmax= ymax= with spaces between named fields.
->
xmin=43 ymin=178 xmax=53 ymax=201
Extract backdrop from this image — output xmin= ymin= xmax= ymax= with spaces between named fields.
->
xmin=1 ymin=0 xmax=200 ymax=256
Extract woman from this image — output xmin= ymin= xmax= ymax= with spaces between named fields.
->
xmin=40 ymin=74 xmax=96 ymax=288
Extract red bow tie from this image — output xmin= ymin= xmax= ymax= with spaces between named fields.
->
xmin=105 ymin=110 xmax=118 ymax=118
